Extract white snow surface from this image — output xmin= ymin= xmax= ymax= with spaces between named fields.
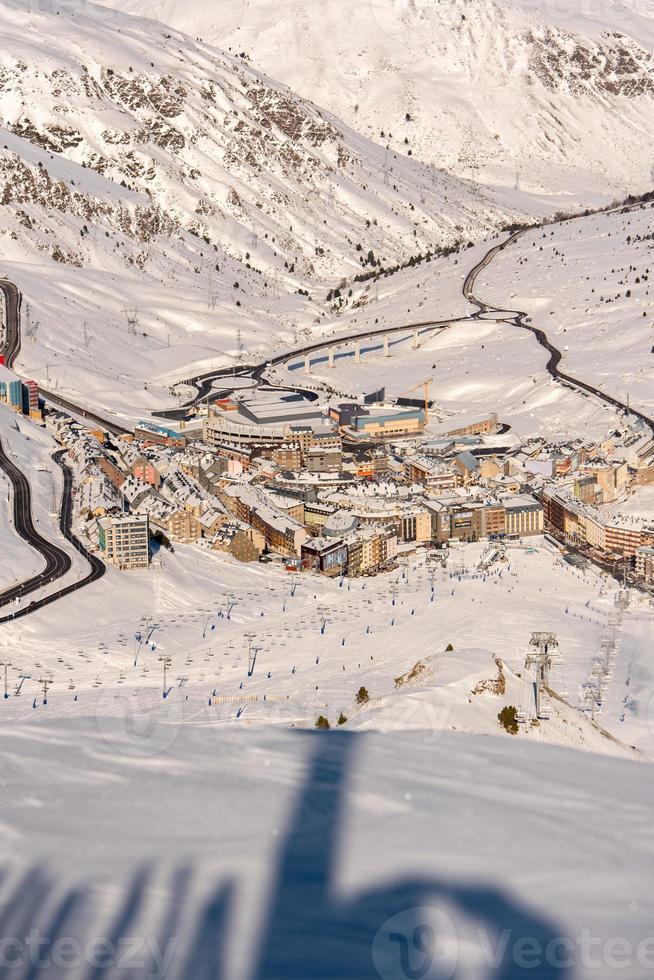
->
xmin=2 ymin=526 xmax=653 ymax=756
xmin=1 ymin=1 xmax=654 ymax=969
xmin=1 ymin=721 xmax=654 ymax=978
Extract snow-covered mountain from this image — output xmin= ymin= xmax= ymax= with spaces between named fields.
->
xmin=0 ymin=0 xmax=538 ymax=414
xmin=0 ymin=0 xmax=525 ymax=287
xmin=103 ymin=0 xmax=654 ymax=199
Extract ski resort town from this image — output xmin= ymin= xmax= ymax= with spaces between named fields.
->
xmin=45 ymin=386 xmax=654 ymax=589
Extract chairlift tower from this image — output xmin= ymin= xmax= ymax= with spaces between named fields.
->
xmin=158 ymin=655 xmax=172 ymax=697
xmin=124 ymin=307 xmax=139 ymax=336
xmin=317 ymin=605 xmax=329 ymax=635
xmin=582 ymin=685 xmax=602 ymax=721
xmin=616 ymin=587 xmax=630 ymax=610
xmin=0 ymin=659 xmax=12 ymax=699
xmin=524 ymin=632 xmax=561 ymax=720
xmin=24 ymin=303 xmax=38 ymax=342
xmin=37 ymin=676 xmax=53 ymax=704
xmin=207 ymin=275 xmax=217 ymax=312
xmin=244 ymin=632 xmax=257 ymax=676
xmin=15 ymin=673 xmax=30 ymax=697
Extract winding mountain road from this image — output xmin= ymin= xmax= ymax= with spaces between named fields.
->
xmin=0 ymin=441 xmax=107 ymax=624
xmin=0 ymin=283 xmax=106 ymax=623
xmin=155 ymin=314 xmax=461 ymax=422
xmin=1 ymin=208 xmax=652 ymax=622
xmin=0 ymin=436 xmax=71 ymax=606
xmin=463 ymin=229 xmax=654 ymax=438
xmin=0 ymin=277 xmax=21 ymax=367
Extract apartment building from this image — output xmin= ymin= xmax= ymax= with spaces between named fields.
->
xmin=346 ymin=408 xmax=425 ymax=440
xmin=304 ymin=501 xmax=336 ymax=529
xmin=635 ymin=547 xmax=654 ymax=584
xmin=132 ymin=457 xmax=162 ymax=488
xmin=272 ymin=444 xmax=302 ymax=471
xmin=301 ymin=537 xmax=348 ymax=576
xmin=211 ymin=522 xmax=265 ymax=562
xmin=220 ymin=484 xmax=308 ymax=557
xmin=504 ymin=496 xmax=544 ymax=537
xmin=605 ymin=521 xmax=654 ymax=557
xmin=542 ymin=487 xmax=653 ymax=556
xmin=579 ymin=460 xmax=630 ymax=504
xmin=404 ymin=456 xmax=457 ymax=491
xmin=97 ymin=515 xmax=150 ymax=570
xmin=161 ymin=509 xmax=202 ymax=544
xmin=400 ymin=508 xmax=432 ymax=544
xmin=0 ymin=366 xmax=41 ymax=420
xmin=425 ymin=495 xmax=544 ymax=543
xmin=447 ymin=414 xmax=498 ymax=437
xmin=306 ymin=446 xmax=343 ymax=474
xmin=134 ymin=421 xmax=186 ymax=448
xmin=346 ymin=527 xmax=397 ymax=576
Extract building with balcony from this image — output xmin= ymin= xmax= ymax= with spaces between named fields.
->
xmin=97 ymin=515 xmax=150 ymax=570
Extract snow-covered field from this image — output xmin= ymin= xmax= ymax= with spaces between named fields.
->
xmin=2 ymin=0 xmax=654 ymax=964
xmin=2 ymin=524 xmax=653 ymax=757
xmin=476 ymin=204 xmax=654 ymax=422
xmin=295 ymin=310 xmax=624 ymax=442
xmin=1 ymin=722 xmax=654 ymax=979
xmin=4 ymin=229 xmax=477 ymax=425
xmin=298 ymin=199 xmax=654 ymax=446
xmin=0 ymin=0 xmax=542 ymax=421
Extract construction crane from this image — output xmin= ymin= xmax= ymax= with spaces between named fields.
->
xmin=398 ymin=376 xmax=433 ymax=424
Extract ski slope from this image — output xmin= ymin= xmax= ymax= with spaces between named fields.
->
xmin=2 ymin=528 xmax=653 ymax=756
xmin=1 ymin=722 xmax=653 ymax=978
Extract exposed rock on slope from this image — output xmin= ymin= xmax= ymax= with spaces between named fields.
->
xmin=106 ymin=0 xmax=654 ymax=197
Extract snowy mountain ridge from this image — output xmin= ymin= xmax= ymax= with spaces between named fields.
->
xmin=101 ymin=0 xmax=654 ymax=199
xmin=0 ymin=0 xmax=520 ymax=288
xmin=0 ymin=0 xmax=548 ymax=416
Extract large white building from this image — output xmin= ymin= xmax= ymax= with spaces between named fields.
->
xmin=204 ymin=396 xmax=335 ymax=448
